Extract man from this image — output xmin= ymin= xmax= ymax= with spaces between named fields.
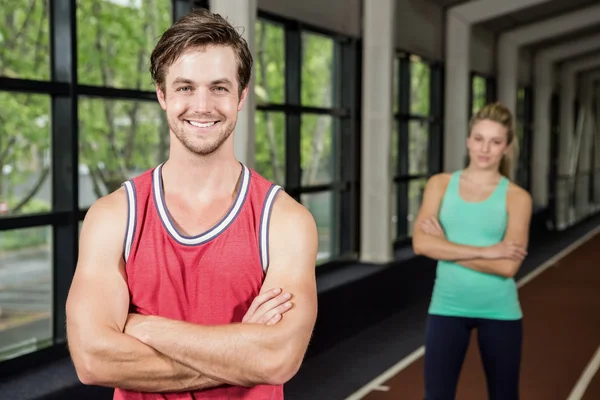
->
xmin=66 ymin=8 xmax=318 ymax=400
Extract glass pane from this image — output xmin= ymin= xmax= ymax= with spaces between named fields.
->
xmin=409 ymin=120 xmax=429 ymax=175
xmin=393 ymin=57 xmax=400 ymax=115
xmin=301 ymin=114 xmax=334 ymax=186
xmin=76 ymin=0 xmax=172 ymax=91
xmin=391 ymin=120 xmax=399 ymax=176
xmin=410 ymin=56 xmax=430 ymax=116
xmin=408 ymin=178 xmax=427 ymax=236
xmin=391 ymin=182 xmax=398 ymax=242
xmin=0 ymin=226 xmax=53 ymax=361
xmin=255 ymin=19 xmax=285 ymax=105
xmin=0 ymin=0 xmax=50 ymax=80
xmin=78 ymin=98 xmax=167 ymax=209
xmin=0 ymin=92 xmax=51 ymax=218
xmin=472 ymin=76 xmax=487 ymax=115
xmin=255 ymin=111 xmax=285 ymax=186
xmin=301 ymin=32 xmax=334 ymax=108
xmin=301 ymin=191 xmax=334 ymax=264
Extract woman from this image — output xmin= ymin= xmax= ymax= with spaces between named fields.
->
xmin=412 ymin=102 xmax=533 ymax=399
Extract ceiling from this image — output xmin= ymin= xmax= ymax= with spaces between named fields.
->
xmin=477 ymin=0 xmax=599 ymax=33
xmin=426 ymin=0 xmax=600 ymax=51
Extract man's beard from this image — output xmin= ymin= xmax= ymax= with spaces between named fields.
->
xmin=170 ymin=114 xmax=235 ymax=156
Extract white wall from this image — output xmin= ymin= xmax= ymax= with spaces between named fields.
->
xmin=518 ymin=50 xmax=532 ymax=86
xmin=395 ymin=0 xmax=444 ymax=60
xmin=470 ymin=26 xmax=496 ymax=76
xmin=258 ymin=0 xmax=361 ymax=37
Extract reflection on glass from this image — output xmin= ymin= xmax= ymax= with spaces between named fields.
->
xmin=76 ymin=0 xmax=172 ymax=91
xmin=78 ymin=97 xmax=167 ymax=209
xmin=393 ymin=57 xmax=400 ymax=115
xmin=408 ymin=178 xmax=427 ymax=236
xmin=255 ymin=111 xmax=285 ymax=186
xmin=301 ymin=32 xmax=334 ymax=108
xmin=0 ymin=226 xmax=53 ymax=362
xmin=301 ymin=114 xmax=334 ymax=186
xmin=0 ymin=92 xmax=52 ymax=218
xmin=409 ymin=120 xmax=429 ymax=175
xmin=0 ymin=0 xmax=50 ymax=80
xmin=301 ymin=191 xmax=334 ymax=264
xmin=255 ymin=19 xmax=285 ymax=105
xmin=410 ymin=56 xmax=430 ymax=116
xmin=391 ymin=120 xmax=399 ymax=175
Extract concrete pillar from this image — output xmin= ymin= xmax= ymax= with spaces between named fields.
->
xmin=210 ymin=0 xmax=257 ymax=168
xmin=359 ymin=0 xmax=395 ymax=263
xmin=444 ymin=11 xmax=470 ymax=172
xmin=532 ymin=56 xmax=553 ymax=207
xmin=497 ymin=36 xmax=520 ymax=117
xmin=556 ymin=68 xmax=576 ymax=229
xmin=574 ymin=72 xmax=598 ymax=219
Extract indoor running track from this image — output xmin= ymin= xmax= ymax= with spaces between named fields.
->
xmin=347 ymin=228 xmax=600 ymax=400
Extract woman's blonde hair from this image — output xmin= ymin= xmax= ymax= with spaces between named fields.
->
xmin=468 ymin=102 xmax=518 ymax=180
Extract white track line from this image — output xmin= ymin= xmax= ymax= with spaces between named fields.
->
xmin=566 ymin=345 xmax=600 ymax=400
xmin=345 ymin=225 xmax=600 ymax=400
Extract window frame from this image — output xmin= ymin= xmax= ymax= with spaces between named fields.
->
xmin=256 ymin=11 xmax=361 ymax=267
xmin=392 ymin=52 xmax=443 ymax=247
xmin=0 ymin=0 xmax=192 ymax=378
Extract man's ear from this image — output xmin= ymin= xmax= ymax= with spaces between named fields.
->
xmin=237 ymin=86 xmax=249 ymax=111
xmin=156 ymin=86 xmax=167 ymax=111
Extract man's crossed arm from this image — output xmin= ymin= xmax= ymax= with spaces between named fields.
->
xmin=66 ymin=188 xmax=318 ymax=393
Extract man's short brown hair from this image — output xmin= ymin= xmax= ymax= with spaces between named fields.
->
xmin=150 ymin=8 xmax=253 ymax=96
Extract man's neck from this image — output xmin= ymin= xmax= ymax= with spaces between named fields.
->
xmin=161 ymin=148 xmax=242 ymax=202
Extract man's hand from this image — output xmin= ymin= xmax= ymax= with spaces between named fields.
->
xmin=420 ymin=217 xmax=445 ymax=238
xmin=242 ymin=288 xmax=293 ymax=325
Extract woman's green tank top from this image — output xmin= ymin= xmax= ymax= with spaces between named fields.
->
xmin=428 ymin=170 xmax=522 ymax=320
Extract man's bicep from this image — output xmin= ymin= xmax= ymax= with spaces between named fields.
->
xmin=66 ymin=191 xmax=131 ymax=353
xmin=261 ymin=192 xmax=318 ymax=340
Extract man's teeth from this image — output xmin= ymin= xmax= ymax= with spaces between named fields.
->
xmin=189 ymin=121 xmax=216 ymax=128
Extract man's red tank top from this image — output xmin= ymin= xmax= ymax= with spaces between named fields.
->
xmin=115 ymin=162 xmax=283 ymax=400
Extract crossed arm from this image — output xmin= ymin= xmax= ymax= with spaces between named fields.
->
xmin=412 ymin=174 xmax=532 ymax=278
xmin=66 ymin=188 xmax=318 ymax=392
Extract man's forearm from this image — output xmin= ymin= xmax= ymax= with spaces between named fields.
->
xmin=132 ymin=316 xmax=285 ymax=387
xmin=76 ymin=330 xmax=223 ymax=392
xmin=414 ymin=234 xmax=486 ymax=261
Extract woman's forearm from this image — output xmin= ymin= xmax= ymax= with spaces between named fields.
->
xmin=413 ymin=234 xmax=487 ymax=261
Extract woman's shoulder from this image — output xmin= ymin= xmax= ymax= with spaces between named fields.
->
xmin=506 ymin=180 xmax=533 ymax=207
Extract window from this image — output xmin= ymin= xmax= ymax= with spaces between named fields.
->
xmin=0 ymin=227 xmax=53 ymax=362
xmin=0 ymin=92 xmax=52 ymax=218
xmin=254 ymin=14 xmax=359 ymax=265
xmin=78 ymin=98 xmax=167 ymax=209
xmin=392 ymin=54 xmax=443 ymax=241
xmin=515 ymin=87 xmax=533 ymax=191
xmin=0 ymin=0 xmax=181 ymax=376
xmin=471 ymin=75 xmax=487 ymax=115
xmin=0 ymin=1 xmax=50 ymax=81
xmin=76 ymin=0 xmax=172 ymax=91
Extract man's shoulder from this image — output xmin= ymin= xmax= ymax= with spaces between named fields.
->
xmin=271 ymin=191 xmax=316 ymax=239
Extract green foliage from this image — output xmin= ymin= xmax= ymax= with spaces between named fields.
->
xmin=0 ymin=225 xmax=49 ymax=252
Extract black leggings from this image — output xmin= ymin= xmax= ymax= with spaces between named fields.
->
xmin=424 ymin=314 xmax=522 ymax=400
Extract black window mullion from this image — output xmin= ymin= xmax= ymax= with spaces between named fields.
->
xmin=50 ymin=0 xmax=78 ymax=346
xmin=339 ymin=38 xmax=359 ymax=255
xmin=284 ymin=23 xmax=301 ymax=199
xmin=429 ymin=62 xmax=443 ymax=175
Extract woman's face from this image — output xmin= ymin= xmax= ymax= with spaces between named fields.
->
xmin=466 ymin=119 xmax=511 ymax=170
